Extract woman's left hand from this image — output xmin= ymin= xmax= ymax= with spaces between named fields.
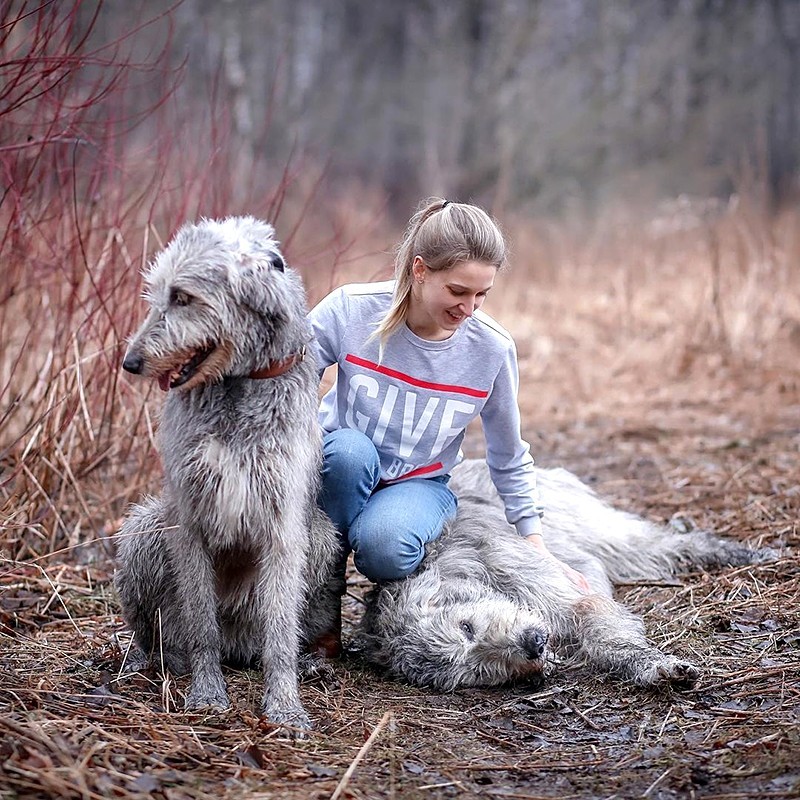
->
xmin=525 ymin=533 xmax=592 ymax=593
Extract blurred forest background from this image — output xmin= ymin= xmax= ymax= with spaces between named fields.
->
xmin=87 ymin=0 xmax=800 ymax=215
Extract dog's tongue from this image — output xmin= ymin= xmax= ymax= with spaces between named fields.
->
xmin=158 ymin=374 xmax=172 ymax=392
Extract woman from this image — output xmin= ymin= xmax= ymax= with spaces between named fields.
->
xmin=308 ymin=198 xmax=588 ymax=654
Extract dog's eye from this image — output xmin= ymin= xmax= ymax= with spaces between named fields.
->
xmin=170 ymin=289 xmax=192 ymax=307
xmin=460 ymin=620 xmax=475 ymax=641
xmin=270 ymin=254 xmax=285 ymax=272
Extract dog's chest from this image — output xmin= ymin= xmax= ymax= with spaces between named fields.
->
xmin=160 ymin=384 xmax=317 ymax=542
xmin=195 ymin=438 xmax=257 ymax=536
xmin=187 ymin=434 xmax=310 ymax=540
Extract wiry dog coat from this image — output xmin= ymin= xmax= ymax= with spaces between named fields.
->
xmin=361 ymin=459 xmax=773 ymax=691
xmin=115 ymin=217 xmax=341 ymax=732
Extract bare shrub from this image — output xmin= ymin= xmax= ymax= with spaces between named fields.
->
xmin=0 ymin=2 xmax=355 ymax=560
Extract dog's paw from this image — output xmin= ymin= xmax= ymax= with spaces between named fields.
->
xmin=659 ymin=658 xmax=700 ymax=688
xmin=185 ymin=677 xmax=230 ymax=711
xmin=630 ymin=655 xmax=700 ymax=689
xmin=261 ymin=698 xmax=312 ymax=738
xmin=119 ymin=646 xmax=149 ymax=674
xmin=752 ymin=546 xmax=780 ymax=564
xmin=298 ymin=652 xmax=339 ymax=686
xmin=641 ymin=656 xmax=700 ymax=689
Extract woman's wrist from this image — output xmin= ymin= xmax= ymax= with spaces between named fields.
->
xmin=524 ymin=533 xmax=548 ymax=552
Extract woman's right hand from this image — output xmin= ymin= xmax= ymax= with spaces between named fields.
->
xmin=524 ymin=533 xmax=592 ymax=593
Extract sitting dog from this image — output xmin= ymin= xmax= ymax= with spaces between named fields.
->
xmin=360 ymin=459 xmax=774 ymax=691
xmin=115 ymin=217 xmax=342 ymax=732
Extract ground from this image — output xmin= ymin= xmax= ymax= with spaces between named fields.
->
xmin=1 ymin=365 xmax=799 ymax=800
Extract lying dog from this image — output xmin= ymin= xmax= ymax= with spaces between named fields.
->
xmin=115 ymin=217 xmax=341 ymax=732
xmin=360 ymin=459 xmax=774 ymax=691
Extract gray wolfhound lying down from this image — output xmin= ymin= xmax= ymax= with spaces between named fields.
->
xmin=361 ymin=459 xmax=774 ymax=691
xmin=115 ymin=217 xmax=341 ymax=732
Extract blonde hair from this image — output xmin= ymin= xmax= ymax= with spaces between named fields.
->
xmin=373 ymin=198 xmax=508 ymax=354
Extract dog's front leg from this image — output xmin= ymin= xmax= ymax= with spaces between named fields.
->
xmin=171 ymin=532 xmax=230 ymax=710
xmin=571 ymin=595 xmax=700 ymax=688
xmin=257 ymin=539 xmax=310 ymax=732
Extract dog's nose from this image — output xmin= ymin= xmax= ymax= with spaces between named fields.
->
xmin=521 ymin=628 xmax=548 ymax=659
xmin=122 ymin=352 xmax=144 ymax=374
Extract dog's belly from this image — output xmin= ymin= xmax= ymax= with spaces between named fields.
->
xmin=215 ymin=545 xmax=268 ymax=666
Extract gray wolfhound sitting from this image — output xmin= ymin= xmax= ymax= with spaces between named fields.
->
xmin=361 ymin=459 xmax=773 ymax=691
xmin=115 ymin=216 xmax=341 ymax=732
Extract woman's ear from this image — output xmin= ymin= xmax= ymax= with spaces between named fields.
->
xmin=412 ymin=256 xmax=426 ymax=283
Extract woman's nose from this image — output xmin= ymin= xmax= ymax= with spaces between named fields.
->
xmin=459 ymin=298 xmax=476 ymax=316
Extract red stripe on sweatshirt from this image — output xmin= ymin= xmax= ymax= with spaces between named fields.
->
xmin=345 ymin=354 xmax=488 ymax=398
xmin=382 ymin=461 xmax=444 ymax=483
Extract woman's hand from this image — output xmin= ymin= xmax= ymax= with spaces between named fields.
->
xmin=525 ymin=533 xmax=592 ymax=593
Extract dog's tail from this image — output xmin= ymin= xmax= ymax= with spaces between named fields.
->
xmin=551 ymin=510 xmax=775 ymax=583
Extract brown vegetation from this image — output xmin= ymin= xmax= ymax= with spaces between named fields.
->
xmin=2 ymin=3 xmax=799 ymax=798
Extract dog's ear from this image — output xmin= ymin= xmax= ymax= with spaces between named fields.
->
xmin=228 ymin=249 xmax=288 ymax=317
xmin=403 ymin=572 xmax=442 ymax=611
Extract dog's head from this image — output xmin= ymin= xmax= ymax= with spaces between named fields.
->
xmin=362 ymin=571 xmax=550 ymax=691
xmin=122 ymin=216 xmax=310 ymax=391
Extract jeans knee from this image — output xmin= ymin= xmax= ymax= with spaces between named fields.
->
xmin=351 ymin=525 xmax=425 ymax=583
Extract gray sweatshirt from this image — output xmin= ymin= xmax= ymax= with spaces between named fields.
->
xmin=308 ymin=281 xmax=544 ymax=536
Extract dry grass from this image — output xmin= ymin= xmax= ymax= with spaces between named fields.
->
xmin=496 ymin=194 xmax=800 ymax=418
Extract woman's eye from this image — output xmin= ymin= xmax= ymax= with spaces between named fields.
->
xmin=460 ymin=620 xmax=475 ymax=641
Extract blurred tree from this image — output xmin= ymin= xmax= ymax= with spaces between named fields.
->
xmin=74 ymin=0 xmax=800 ymax=215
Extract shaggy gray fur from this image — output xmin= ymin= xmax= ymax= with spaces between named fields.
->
xmin=115 ymin=217 xmax=341 ymax=732
xmin=361 ymin=459 xmax=774 ymax=691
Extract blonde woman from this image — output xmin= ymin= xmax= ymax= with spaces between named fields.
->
xmin=309 ymin=199 xmax=588 ymax=653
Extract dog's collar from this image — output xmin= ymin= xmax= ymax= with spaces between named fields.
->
xmin=248 ymin=345 xmax=306 ymax=380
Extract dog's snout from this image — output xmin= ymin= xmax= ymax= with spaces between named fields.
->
xmin=521 ymin=628 xmax=548 ymax=659
xmin=122 ymin=352 xmax=144 ymax=374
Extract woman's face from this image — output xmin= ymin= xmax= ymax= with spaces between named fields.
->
xmin=406 ymin=257 xmax=497 ymax=340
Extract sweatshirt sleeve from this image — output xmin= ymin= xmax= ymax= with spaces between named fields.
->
xmin=307 ymin=286 xmax=348 ymax=376
xmin=480 ymin=338 xmax=544 ymax=537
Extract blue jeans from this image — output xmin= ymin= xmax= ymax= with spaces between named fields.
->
xmin=319 ymin=429 xmax=458 ymax=582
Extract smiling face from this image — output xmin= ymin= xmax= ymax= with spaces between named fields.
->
xmin=405 ymin=258 xmax=497 ymax=340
